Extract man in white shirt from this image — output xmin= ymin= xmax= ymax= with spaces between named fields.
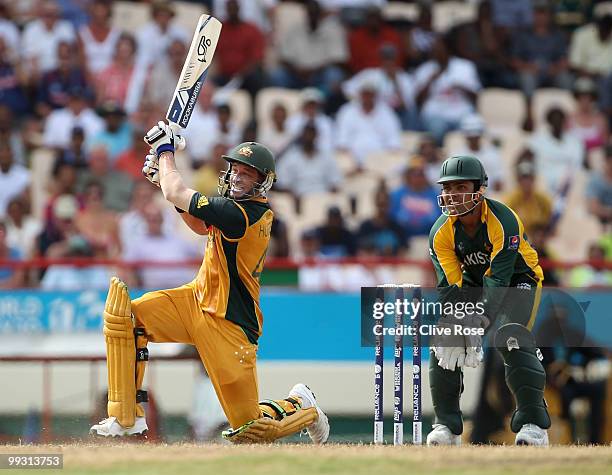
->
xmin=22 ymin=0 xmax=76 ymax=77
xmin=0 ymin=3 xmax=20 ymax=61
xmin=527 ymin=106 xmax=584 ymax=194
xmin=0 ymin=146 xmax=29 ymax=218
xmin=569 ymin=12 xmax=612 ymax=79
xmin=414 ymin=36 xmax=481 ymax=145
xmin=136 ymin=0 xmax=189 ymax=68
xmin=277 ymin=123 xmax=342 ymax=196
xmin=43 ymin=86 xmax=104 ymax=149
xmin=286 ymin=88 xmax=335 ymax=155
xmin=335 ymin=77 xmax=402 ymax=169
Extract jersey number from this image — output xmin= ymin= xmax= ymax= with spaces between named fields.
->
xmin=251 ymin=247 xmax=268 ymax=280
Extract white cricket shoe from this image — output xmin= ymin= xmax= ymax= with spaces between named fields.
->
xmin=426 ymin=424 xmax=461 ymax=446
xmin=89 ymin=416 xmax=148 ymax=437
xmin=288 ymin=383 xmax=330 ymax=444
xmin=515 ymin=424 xmax=549 ymax=446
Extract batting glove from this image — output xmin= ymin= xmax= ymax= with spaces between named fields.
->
xmin=144 ymin=121 xmax=186 ymax=156
xmin=142 ymin=150 xmax=160 ymax=187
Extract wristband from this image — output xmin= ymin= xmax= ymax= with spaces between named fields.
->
xmin=175 ymin=206 xmax=185 ymax=214
xmin=157 ymin=143 xmax=175 ymax=155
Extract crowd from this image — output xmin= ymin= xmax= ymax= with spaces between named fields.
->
xmin=0 ymin=0 xmax=610 ymax=289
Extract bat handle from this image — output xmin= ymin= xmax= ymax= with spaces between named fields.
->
xmin=168 ymin=122 xmax=186 ymax=151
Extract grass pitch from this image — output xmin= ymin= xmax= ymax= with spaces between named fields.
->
xmin=1 ymin=444 xmax=611 ymax=475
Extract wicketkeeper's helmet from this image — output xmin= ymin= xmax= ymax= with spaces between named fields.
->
xmin=436 ymin=155 xmax=488 ymax=216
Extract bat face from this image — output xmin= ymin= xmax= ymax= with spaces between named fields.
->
xmin=167 ymin=15 xmax=222 ymax=129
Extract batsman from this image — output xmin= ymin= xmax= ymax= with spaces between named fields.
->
xmin=90 ymin=121 xmax=330 ymax=443
xmin=427 ymin=155 xmax=551 ymax=446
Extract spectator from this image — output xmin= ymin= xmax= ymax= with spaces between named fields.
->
xmin=136 ymin=0 xmax=189 ymax=69
xmin=36 ymin=41 xmax=88 ymax=117
xmin=527 ymin=106 xmax=584 ymax=194
xmin=268 ymin=211 xmax=290 ymax=259
xmin=405 ymin=4 xmax=437 ymax=68
xmin=453 ymin=0 xmax=516 ymax=89
xmin=286 ymin=88 xmax=335 ymax=155
xmin=214 ymin=102 xmax=241 ymax=154
xmin=491 ymin=0 xmax=533 ymax=29
xmin=569 ymin=11 xmax=612 ymax=81
xmin=0 ymin=36 xmax=28 ymax=118
xmin=276 ymin=123 xmax=342 ymax=197
xmin=95 ymin=33 xmax=148 ymax=114
xmin=527 ymin=223 xmax=560 ymax=285
xmin=257 ymin=102 xmax=293 ymax=157
xmin=213 ymin=0 xmax=277 ymax=34
xmin=348 ymin=6 xmax=402 ymax=74
xmin=75 ymin=180 xmax=119 ymax=257
xmin=0 ymin=144 xmax=29 ymax=218
xmin=272 ymin=0 xmax=347 ymax=94
xmin=22 ymin=0 xmax=76 ymax=79
xmin=342 ymin=43 xmax=418 ymax=130
xmin=568 ymin=242 xmax=612 ymax=286
xmin=0 ymin=220 xmax=24 ymax=288
xmin=213 ymin=0 xmax=266 ymax=99
xmin=586 ymin=144 xmax=612 ymax=226
xmin=5 ymin=196 xmax=42 ymax=259
xmin=45 ymin=162 xmax=80 ymax=223
xmin=335 ymin=78 xmax=401 ymax=170
xmin=567 ymin=77 xmax=609 ymax=154
xmin=315 ymin=206 xmax=356 ymax=257
xmin=0 ymin=106 xmax=25 ymax=165
xmin=455 ymin=114 xmax=504 ymax=192
xmin=357 ymin=189 xmax=406 ymax=256
xmin=0 ymin=2 xmax=20 ymax=59
xmin=182 ymin=85 xmax=219 ymax=164
xmin=88 ymin=102 xmax=132 ymax=164
xmin=193 ymin=143 xmax=230 ymax=197
xmin=122 ymin=205 xmax=199 ymax=289
xmin=505 ymin=160 xmax=553 ymax=236
xmin=389 ymin=155 xmax=439 ymax=239
xmin=417 ymin=134 xmax=444 ymax=185
xmin=54 ymin=126 xmax=88 ymax=171
xmin=414 ymin=35 xmax=481 ymax=145
xmin=42 ymin=85 xmax=104 ymax=150
xmin=115 ymin=127 xmax=150 ymax=181
xmin=78 ymin=0 xmax=121 ymax=75
xmin=512 ymin=1 xmax=572 ymax=130
xmin=143 ymin=38 xmax=187 ymax=112
xmin=77 ymin=146 xmax=133 ymax=213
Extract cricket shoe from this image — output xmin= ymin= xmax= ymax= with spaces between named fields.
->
xmin=89 ymin=416 xmax=148 ymax=437
xmin=288 ymin=383 xmax=330 ymax=444
xmin=426 ymin=424 xmax=461 ymax=446
xmin=515 ymin=424 xmax=549 ymax=446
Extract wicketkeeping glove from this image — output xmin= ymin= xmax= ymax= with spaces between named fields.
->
xmin=142 ymin=150 xmax=160 ymax=187
xmin=143 ymin=121 xmax=186 ymax=156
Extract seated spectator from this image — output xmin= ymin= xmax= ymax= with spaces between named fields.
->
xmin=272 ymin=0 xmax=347 ymax=94
xmin=5 ymin=196 xmax=42 ymax=259
xmin=54 ymin=126 xmax=88 ymax=171
xmin=0 ymin=37 xmax=28 ymax=118
xmin=78 ymin=0 xmax=121 ymax=75
xmin=115 ymin=127 xmax=150 ymax=181
xmin=414 ymin=35 xmax=481 ymax=145
xmin=276 ymin=123 xmax=342 ymax=197
xmin=335 ymin=78 xmax=401 ymax=169
xmin=358 ymin=190 xmax=406 ymax=256
xmin=342 ymin=44 xmax=418 ymax=130
xmin=257 ymin=102 xmax=293 ymax=157
xmin=0 ymin=3 xmax=20 ymax=59
xmin=96 ymin=33 xmax=148 ymax=114
xmin=77 ymin=146 xmax=133 ymax=212
xmin=389 ymin=155 xmax=439 ymax=239
xmin=586 ymin=143 xmax=612 ymax=226
xmin=136 ymin=0 xmax=189 ymax=69
xmin=183 ymin=85 xmax=221 ymax=164
xmin=22 ymin=0 xmax=76 ymax=80
xmin=569 ymin=11 xmax=612 ymax=82
xmin=512 ymin=1 xmax=572 ymax=130
xmin=567 ymin=77 xmax=609 ymax=154
xmin=527 ymin=106 xmax=584 ymax=195
xmin=456 ymin=114 xmax=503 ymax=192
xmin=405 ymin=4 xmax=437 ymax=68
xmin=286 ymin=88 xmax=334 ymax=155
xmin=348 ymin=6 xmax=402 ymax=74
xmin=213 ymin=0 xmax=266 ymax=99
xmin=315 ymin=206 xmax=356 ymax=257
xmin=42 ymin=85 xmax=104 ymax=149
xmin=122 ymin=205 xmax=199 ymax=289
xmin=36 ymin=40 xmax=88 ymax=117
xmin=0 ymin=220 xmax=24 ymax=288
xmin=417 ymin=134 xmax=444 ymax=185
xmin=214 ymin=102 xmax=241 ymax=153
xmin=88 ymin=102 xmax=132 ymax=164
xmin=505 ymin=160 xmax=553 ymax=237
xmin=143 ymin=38 xmax=187 ymax=112
xmin=0 ymin=106 xmax=25 ymax=165
xmin=568 ymin=242 xmax=612 ymax=287
xmin=0 ymin=144 xmax=30 ymax=218
xmin=453 ymin=0 xmax=515 ymax=89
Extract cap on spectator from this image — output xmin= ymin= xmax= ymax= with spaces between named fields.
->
xmin=301 ymin=88 xmax=324 ymax=104
xmin=460 ymin=114 xmax=486 ymax=137
xmin=97 ymin=101 xmax=126 ymax=117
xmin=54 ymin=194 xmax=78 ymax=220
xmin=573 ymin=77 xmax=597 ymax=96
xmin=517 ymin=160 xmax=536 ymax=178
xmin=151 ymin=0 xmax=175 ymax=16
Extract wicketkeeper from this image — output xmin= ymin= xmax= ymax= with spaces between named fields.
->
xmin=427 ymin=155 xmax=551 ymax=446
xmin=90 ymin=121 xmax=330 ymax=443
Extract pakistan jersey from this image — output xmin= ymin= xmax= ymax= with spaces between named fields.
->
xmin=187 ymin=193 xmax=273 ymax=344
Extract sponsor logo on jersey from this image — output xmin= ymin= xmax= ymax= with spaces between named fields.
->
xmin=508 ymin=235 xmax=520 ymax=250
xmin=197 ymin=195 xmax=209 ymax=208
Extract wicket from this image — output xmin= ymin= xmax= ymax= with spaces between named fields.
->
xmin=374 ymin=284 xmax=422 ymax=445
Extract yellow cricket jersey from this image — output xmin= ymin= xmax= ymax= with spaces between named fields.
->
xmin=187 ymin=193 xmax=273 ymax=343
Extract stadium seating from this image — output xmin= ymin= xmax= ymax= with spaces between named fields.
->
xmin=478 ymin=88 xmax=525 ymax=134
xmin=532 ymin=88 xmax=576 ymax=129
xmin=255 ymin=88 xmax=303 ymax=130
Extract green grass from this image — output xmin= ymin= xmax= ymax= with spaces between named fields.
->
xmin=1 ymin=444 xmax=611 ymax=475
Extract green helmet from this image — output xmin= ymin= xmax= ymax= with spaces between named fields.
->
xmin=437 ymin=155 xmax=488 ymax=188
xmin=219 ymin=142 xmax=276 ymax=199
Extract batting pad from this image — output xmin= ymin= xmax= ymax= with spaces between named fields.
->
xmin=103 ymin=277 xmax=137 ymax=428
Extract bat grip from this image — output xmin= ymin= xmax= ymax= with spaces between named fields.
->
xmin=168 ymin=122 xmax=186 ymax=151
